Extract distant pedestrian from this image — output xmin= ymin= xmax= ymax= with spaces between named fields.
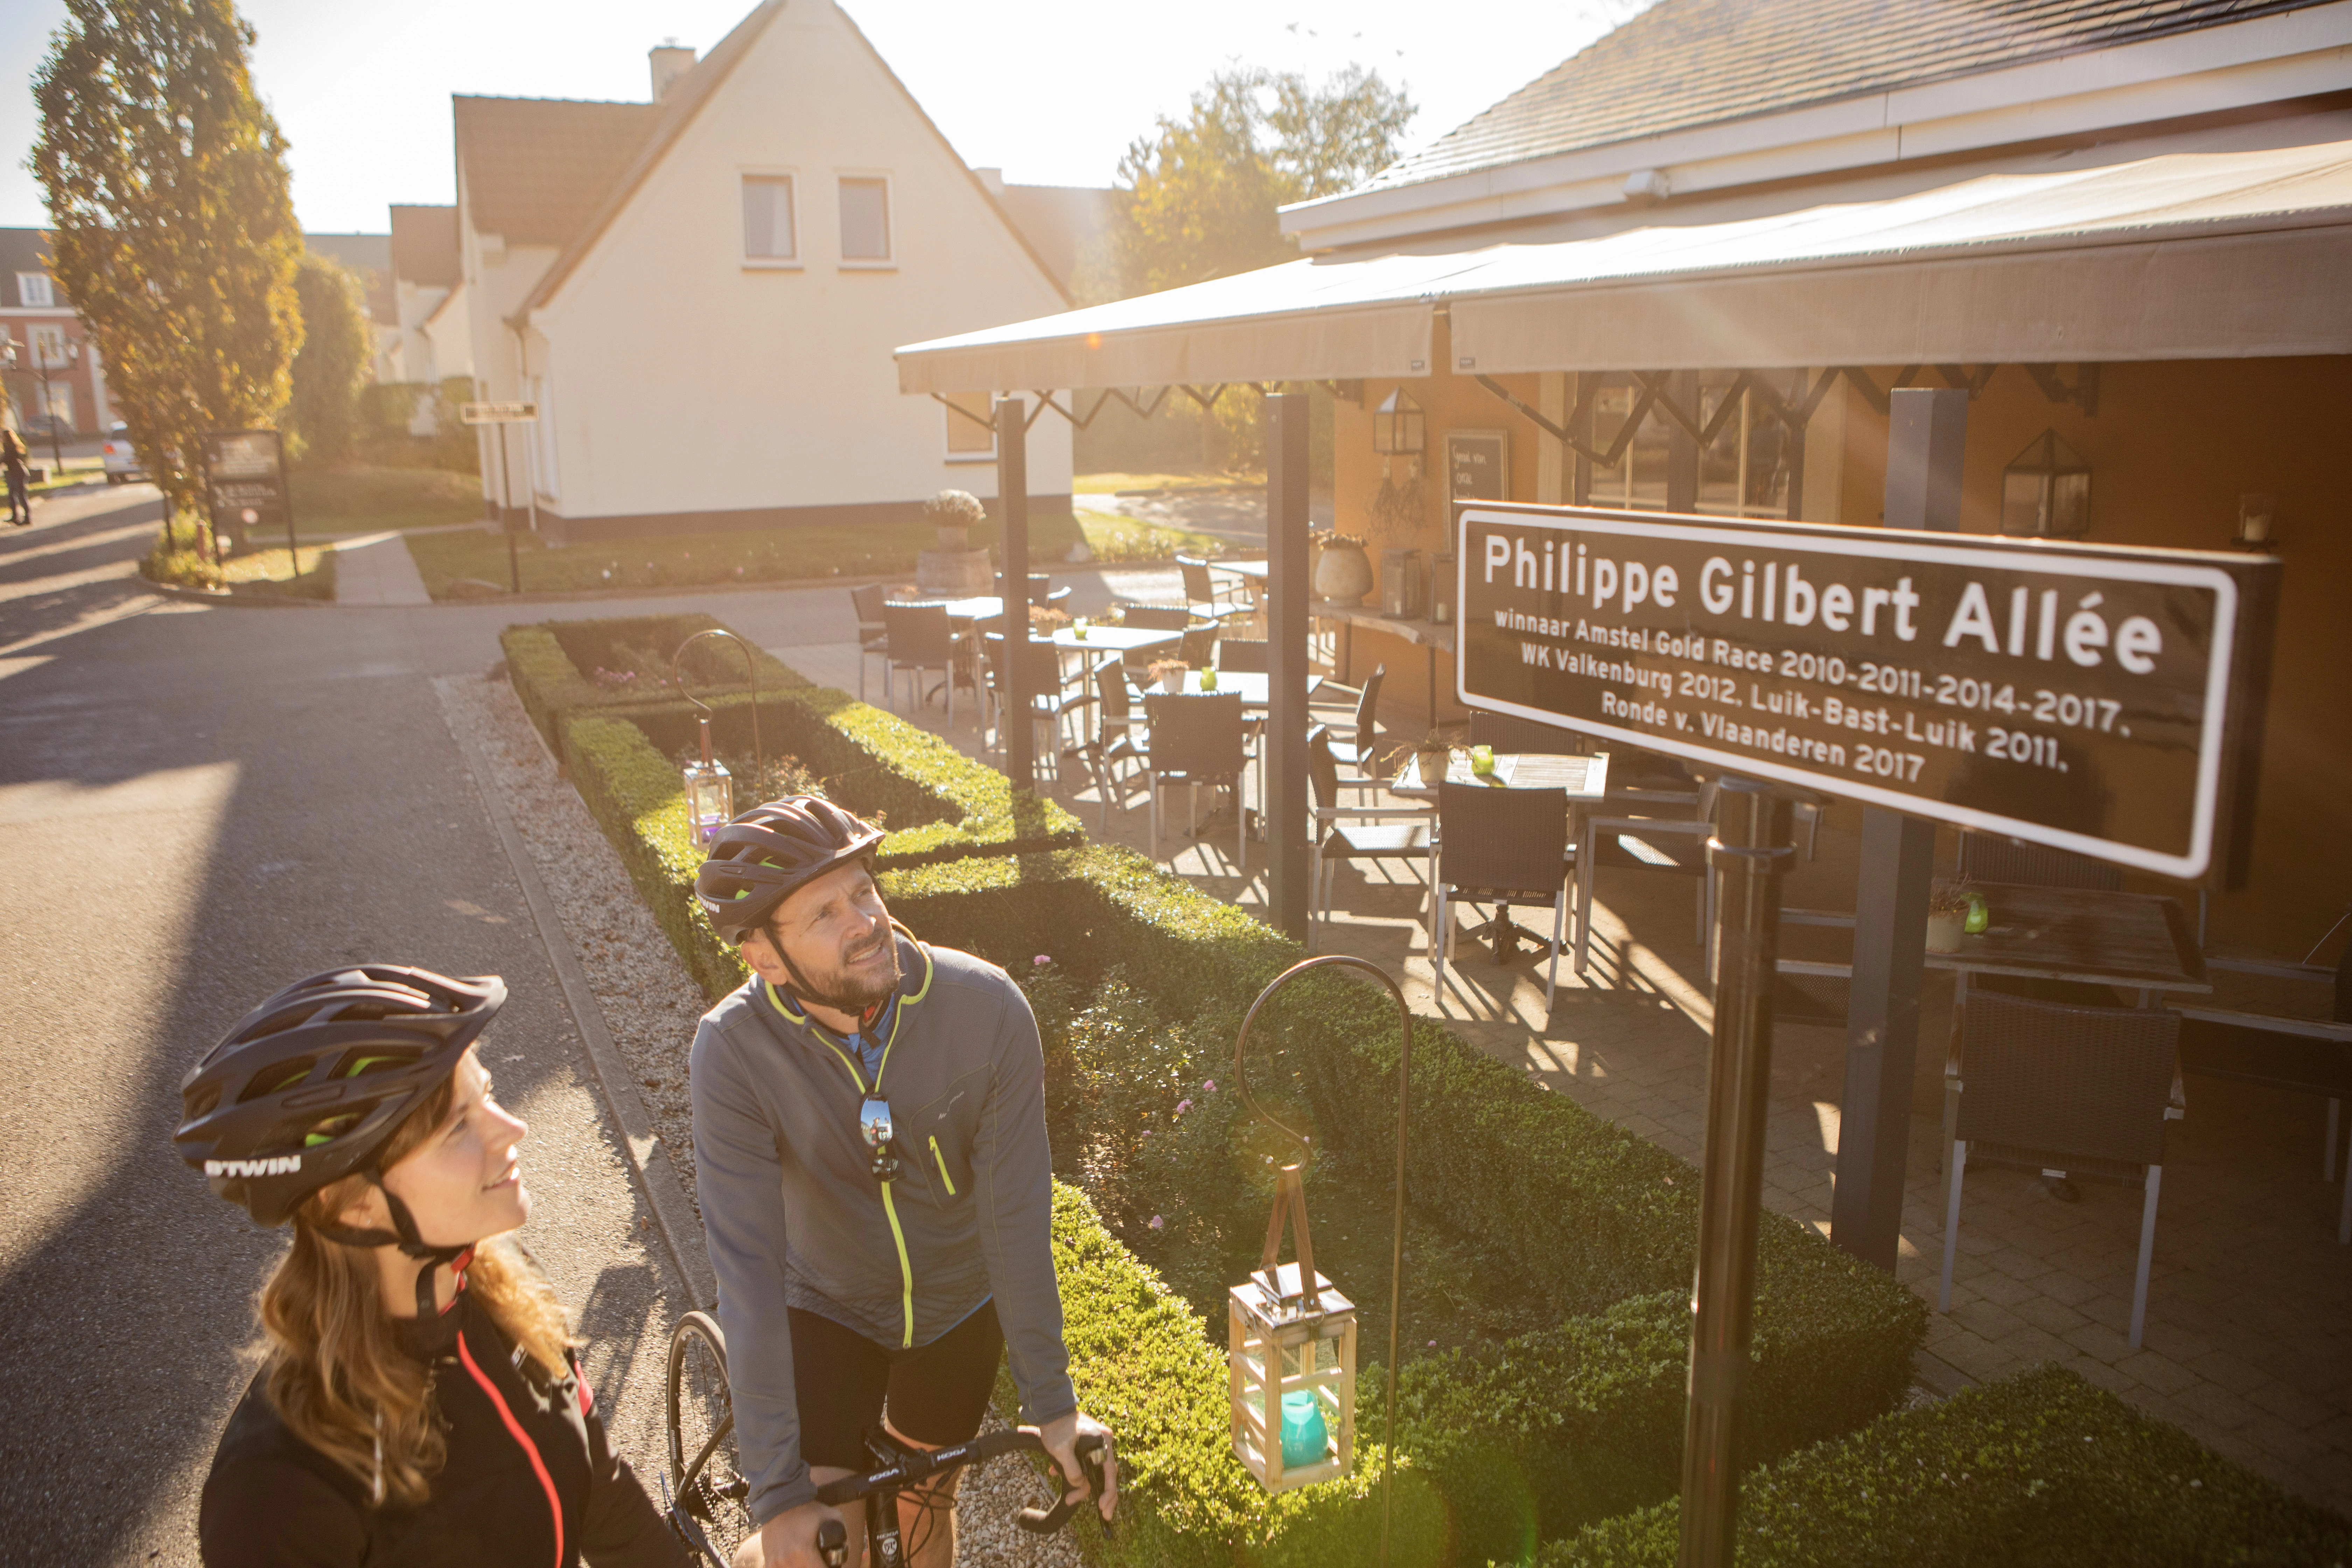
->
xmin=1 ymin=427 xmax=29 ymax=526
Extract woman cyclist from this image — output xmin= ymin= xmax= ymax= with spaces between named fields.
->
xmin=177 ymin=964 xmax=688 ymax=1567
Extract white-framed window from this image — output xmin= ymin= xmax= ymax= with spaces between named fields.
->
xmin=838 ymin=175 xmax=892 ymax=265
xmin=16 ymin=272 xmax=54 ymax=308
xmin=30 ymin=325 xmax=67 ymax=369
xmin=943 ymin=392 xmax=995 ymax=461
xmin=1583 ymin=369 xmax=1800 ymax=518
xmin=37 ymin=380 xmax=73 ymax=428
xmin=741 ymin=172 xmax=797 ymax=264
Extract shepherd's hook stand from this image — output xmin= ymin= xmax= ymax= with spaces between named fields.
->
xmin=671 ymin=628 xmax=763 ymax=783
xmin=1233 ymin=955 xmax=1412 ymax=1568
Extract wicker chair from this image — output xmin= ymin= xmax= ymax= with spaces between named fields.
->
xmin=1143 ymin=692 xmax=1247 ymax=867
xmin=1072 ymin=657 xmax=1146 ymax=830
xmin=1573 ymin=782 xmax=1717 ymax=978
xmin=1116 ymin=603 xmax=1192 ymax=630
xmin=881 ymin=603 xmax=967 ymax=725
xmin=1320 ymin=663 xmax=1386 ymax=782
xmin=1179 ymin=555 xmax=1250 ymax=622
xmin=981 ymin=633 xmax=1086 ymax=780
xmin=850 ymin=583 xmax=890 ymax=702
xmin=1216 ymin=637 xmax=1269 ymax=673
xmin=1940 ymin=990 xmax=2183 ymax=1348
xmin=1958 ymin=832 xmax=2123 ymax=890
xmin=1468 ymin=709 xmax=1584 ymax=755
xmin=1306 ymin=726 xmax=1435 ymax=955
xmin=1433 ymin=781 xmax=1572 ymax=1022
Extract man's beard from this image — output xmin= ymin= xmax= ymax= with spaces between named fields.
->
xmin=818 ymin=926 xmax=902 ymax=1009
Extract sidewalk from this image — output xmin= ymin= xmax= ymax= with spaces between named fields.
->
xmin=331 ymin=530 xmax=432 ymax=604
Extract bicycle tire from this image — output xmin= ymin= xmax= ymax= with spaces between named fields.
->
xmin=667 ymin=1310 xmax=754 ymax=1568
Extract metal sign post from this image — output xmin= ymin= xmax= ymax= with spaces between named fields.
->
xmin=462 ymin=401 xmax=538 ymax=595
xmin=1453 ymin=499 xmax=2278 ymax=1567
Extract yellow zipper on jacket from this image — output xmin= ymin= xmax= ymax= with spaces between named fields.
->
xmin=928 ymin=1135 xmax=957 ymax=1196
xmin=878 ymin=1178 xmax=915 ymax=1347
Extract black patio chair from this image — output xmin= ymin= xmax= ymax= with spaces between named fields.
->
xmin=1307 ymin=726 xmax=1435 ymax=955
xmin=1959 ymin=831 xmax=2123 ymax=890
xmin=1573 ymin=779 xmax=1717 ymax=978
xmin=1179 ymin=555 xmax=1249 ymax=622
xmin=1320 ymin=663 xmax=1386 ymax=782
xmin=1143 ymin=692 xmax=1247 ymax=868
xmin=850 ymin=583 xmax=890 ymax=703
xmin=1117 ymin=603 xmax=1192 ymax=630
xmin=1469 ymin=709 xmax=1584 ymax=755
xmin=982 ymin=632 xmax=1088 ymax=780
xmin=1074 ymin=656 xmax=1148 ymax=830
xmin=1217 ymin=638 xmax=1269 ymax=673
xmin=1940 ymin=990 xmax=2183 ymax=1348
xmin=1432 ymin=781 xmax=1572 ymax=1022
xmin=881 ymin=602 xmax=967 ymax=727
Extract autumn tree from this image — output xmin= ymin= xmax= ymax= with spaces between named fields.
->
xmin=31 ymin=0 xmax=304 ymax=523
xmin=288 ymin=253 xmax=370 ymax=463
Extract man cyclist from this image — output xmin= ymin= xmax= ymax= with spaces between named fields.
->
xmin=690 ymin=797 xmax=1115 ymax=1568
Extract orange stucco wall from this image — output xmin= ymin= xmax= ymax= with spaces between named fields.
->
xmin=1325 ymin=351 xmax=2351 ymax=954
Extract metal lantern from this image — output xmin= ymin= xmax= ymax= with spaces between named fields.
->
xmin=672 ymin=629 xmax=763 ymax=845
xmin=1226 ymin=958 xmax=1413 ymax=1566
xmin=1371 ymin=389 xmax=1425 ymax=459
xmin=2000 ymin=429 xmax=2091 ymax=538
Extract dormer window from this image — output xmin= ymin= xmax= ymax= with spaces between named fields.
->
xmin=16 ymin=273 xmax=54 ymax=308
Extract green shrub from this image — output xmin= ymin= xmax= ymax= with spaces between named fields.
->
xmin=1545 ymin=1364 xmax=2352 ymax=1567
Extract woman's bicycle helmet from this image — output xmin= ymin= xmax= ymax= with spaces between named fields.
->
xmin=175 ymin=966 xmax=504 ymax=1267
xmin=694 ymin=796 xmax=885 ymax=945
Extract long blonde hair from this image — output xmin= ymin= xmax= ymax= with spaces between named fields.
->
xmin=256 ymin=1075 xmax=576 ymax=1506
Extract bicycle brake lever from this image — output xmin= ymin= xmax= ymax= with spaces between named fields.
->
xmin=816 ymin=1516 xmax=848 ymax=1568
xmin=1013 ymin=1432 xmax=1111 ymax=1538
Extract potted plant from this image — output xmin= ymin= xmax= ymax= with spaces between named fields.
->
xmin=1148 ymin=658 xmax=1190 ymax=694
xmin=1313 ymin=531 xmax=1374 ymax=606
xmin=924 ymin=488 xmax=987 ymax=551
xmin=1925 ymin=886 xmax=1972 ymax=952
xmin=1408 ymin=729 xmax=1458 ymax=788
xmin=1029 ymin=604 xmax=1072 ymax=632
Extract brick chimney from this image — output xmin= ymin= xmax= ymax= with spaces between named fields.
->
xmin=650 ymin=42 xmax=696 ymax=102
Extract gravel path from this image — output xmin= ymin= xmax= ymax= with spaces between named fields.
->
xmin=446 ymin=668 xmax=1085 ymax=1567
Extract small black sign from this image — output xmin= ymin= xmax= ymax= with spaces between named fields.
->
xmin=1457 ymin=504 xmax=2277 ymax=880
xmin=1446 ymin=430 xmax=1508 ymax=503
xmin=204 ymin=429 xmax=290 ymax=546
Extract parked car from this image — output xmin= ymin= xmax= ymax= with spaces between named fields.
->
xmin=101 ymin=423 xmax=145 ymax=482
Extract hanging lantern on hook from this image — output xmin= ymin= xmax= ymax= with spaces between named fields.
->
xmin=1224 ymin=956 xmax=1413 ymax=1543
xmin=1372 ymin=388 xmax=1425 ymax=483
xmin=672 ymin=628 xmax=764 ymax=845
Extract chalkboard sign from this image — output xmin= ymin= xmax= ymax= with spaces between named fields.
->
xmin=1456 ymin=502 xmax=2278 ymax=881
xmin=1447 ymin=429 xmax=1509 ymax=503
xmin=204 ymin=429 xmax=291 ymax=553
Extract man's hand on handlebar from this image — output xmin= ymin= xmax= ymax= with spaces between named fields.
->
xmin=729 ymin=1497 xmax=846 ymax=1568
xmin=1033 ymin=1410 xmax=1118 ymax=1524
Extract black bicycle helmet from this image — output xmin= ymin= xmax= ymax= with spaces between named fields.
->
xmin=694 ymin=795 xmax=885 ymax=945
xmin=175 ymin=965 xmax=504 ymax=1230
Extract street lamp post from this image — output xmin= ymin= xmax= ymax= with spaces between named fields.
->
xmin=29 ymin=335 xmax=80 ymax=475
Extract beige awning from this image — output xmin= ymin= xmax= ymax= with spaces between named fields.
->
xmin=896 ymin=139 xmax=2352 ymax=392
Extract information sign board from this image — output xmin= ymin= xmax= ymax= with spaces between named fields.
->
xmin=203 ymin=429 xmax=289 ymax=549
xmin=1446 ymin=429 xmax=1509 ymax=503
xmin=1457 ymin=504 xmax=2277 ymax=880
xmin=461 ymin=401 xmax=538 ymax=424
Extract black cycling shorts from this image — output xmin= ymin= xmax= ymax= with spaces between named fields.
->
xmin=789 ymin=1299 xmax=1004 ymax=1473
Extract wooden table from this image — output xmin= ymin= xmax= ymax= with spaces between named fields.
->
xmin=1923 ymin=883 xmax=2210 ymax=999
xmin=1388 ymin=750 xmax=1611 ymax=802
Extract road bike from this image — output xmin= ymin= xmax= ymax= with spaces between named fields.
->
xmin=664 ymin=1309 xmax=1107 ymax=1568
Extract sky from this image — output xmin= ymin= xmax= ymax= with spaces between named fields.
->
xmin=1 ymin=0 xmax=1645 ymax=233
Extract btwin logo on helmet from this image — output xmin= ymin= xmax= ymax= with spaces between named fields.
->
xmin=205 ymin=1154 xmax=303 ymax=1178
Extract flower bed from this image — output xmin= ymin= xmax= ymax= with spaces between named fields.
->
xmin=1545 ymin=1364 xmax=2352 ymax=1566
xmin=499 ymin=612 xmax=812 ymax=758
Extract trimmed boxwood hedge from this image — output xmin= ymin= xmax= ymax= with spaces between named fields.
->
xmin=877 ymin=849 xmax=1925 ymax=1562
xmin=1544 ymin=1364 xmax=2352 ymax=1567
xmin=499 ymin=612 xmax=811 ymax=758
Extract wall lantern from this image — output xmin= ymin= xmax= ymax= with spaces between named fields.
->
xmin=2233 ymin=492 xmax=2278 ymax=549
xmin=1372 ymin=388 xmax=1425 ymax=462
xmin=1999 ymin=429 xmax=2091 ymax=538
xmin=672 ymin=629 xmax=763 ymax=845
xmin=1227 ymin=957 xmax=1413 ymax=1565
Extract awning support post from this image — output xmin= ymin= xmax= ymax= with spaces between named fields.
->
xmin=1831 ymin=386 xmax=1965 ymax=1270
xmin=1267 ymin=391 xmax=1311 ymax=940
xmin=996 ymin=394 xmax=1032 ymax=793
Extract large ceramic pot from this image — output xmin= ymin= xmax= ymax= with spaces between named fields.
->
xmin=1314 ymin=540 xmax=1374 ymax=605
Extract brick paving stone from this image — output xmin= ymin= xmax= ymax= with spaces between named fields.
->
xmin=1994 ymin=1324 xmax=2078 ymax=1368
xmin=2113 ymin=1351 xmax=2201 ymax=1397
xmin=1949 ymin=1299 xmax=2028 ymax=1343
xmin=2062 ymin=1354 xmax=2138 ymax=1398
xmin=2241 ymin=1412 xmax=2327 ymax=1468
xmin=2062 ymin=1320 xmax=2136 ymax=1366
xmin=1939 ymin=1336 xmax=2027 ymax=1386
xmin=1970 ymin=1270 xmax=2040 ymax=1308
xmin=2172 ymin=1380 xmax=2259 ymax=1432
xmin=2010 ymin=1294 xmax=2093 ymax=1338
xmin=2187 ymin=1349 xmax=2272 ymax=1396
xmin=2244 ymin=1380 xmax=2340 ymax=1431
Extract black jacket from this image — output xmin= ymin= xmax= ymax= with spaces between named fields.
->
xmin=198 ymin=1288 xmax=687 ymax=1568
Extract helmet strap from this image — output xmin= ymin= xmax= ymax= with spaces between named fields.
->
xmin=313 ymin=1172 xmax=472 ymax=1321
xmin=769 ymin=917 xmax=876 ymax=1017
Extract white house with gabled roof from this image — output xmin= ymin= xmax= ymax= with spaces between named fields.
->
xmin=451 ymin=0 xmax=1073 ymax=541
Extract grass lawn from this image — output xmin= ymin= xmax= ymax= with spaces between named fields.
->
xmin=406 ymin=510 xmax=1102 ymax=601
xmin=28 ymin=455 xmax=106 ymax=492
xmin=142 ymin=526 xmax=336 ymax=600
xmin=1071 ymin=505 xmax=1230 ymax=564
xmin=1073 ymin=469 xmax=1262 ymax=493
xmin=286 ymin=464 xmax=483 ymax=534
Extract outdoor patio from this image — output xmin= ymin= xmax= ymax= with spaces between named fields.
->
xmin=777 ymin=587 xmax=2351 ymax=1520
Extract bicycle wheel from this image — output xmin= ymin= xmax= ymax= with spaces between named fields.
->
xmin=667 ymin=1310 xmax=754 ymax=1567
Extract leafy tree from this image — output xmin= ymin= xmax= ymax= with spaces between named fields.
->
xmin=31 ymin=0 xmax=304 ymax=522
xmin=1081 ymin=65 xmax=1415 ymax=301
xmin=288 ymin=252 xmax=370 ymax=463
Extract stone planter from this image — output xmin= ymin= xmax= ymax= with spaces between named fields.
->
xmin=916 ymin=547 xmax=993 ymax=595
xmin=1314 ymin=540 xmax=1374 ymax=605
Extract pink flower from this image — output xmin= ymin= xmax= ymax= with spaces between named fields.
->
xmin=1202 ymin=1079 xmax=1216 ymax=1093
xmin=1033 ymin=954 xmax=1052 ymax=966
xmin=1175 ymin=1099 xmax=1192 ymax=1116
xmin=1148 ymin=1215 xmax=1164 ymax=1230
xmin=1140 ymin=1129 xmax=1153 ymax=1138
